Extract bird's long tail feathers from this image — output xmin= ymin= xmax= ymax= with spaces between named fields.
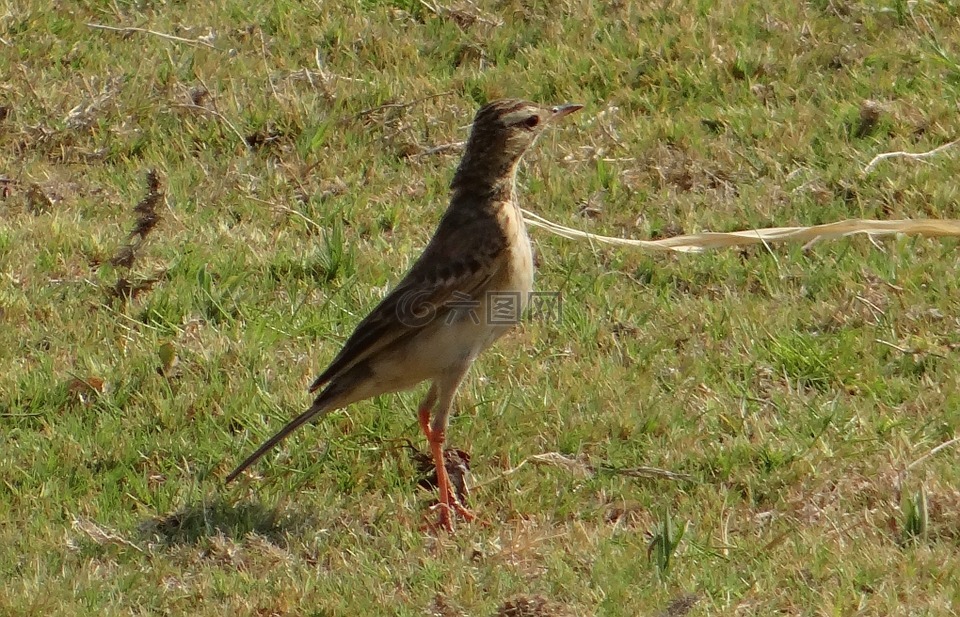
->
xmin=224 ymin=397 xmax=333 ymax=484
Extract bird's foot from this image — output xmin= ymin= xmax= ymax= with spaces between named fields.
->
xmin=451 ymin=500 xmax=475 ymax=522
xmin=429 ymin=502 xmax=456 ymax=533
xmin=425 ymin=497 xmax=476 ymax=533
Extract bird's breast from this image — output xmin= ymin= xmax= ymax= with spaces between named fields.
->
xmin=497 ymin=201 xmax=534 ymax=289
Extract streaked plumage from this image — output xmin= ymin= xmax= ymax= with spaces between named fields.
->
xmin=226 ymin=98 xmax=582 ymax=531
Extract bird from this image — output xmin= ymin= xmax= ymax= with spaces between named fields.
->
xmin=226 ymin=98 xmax=582 ymax=531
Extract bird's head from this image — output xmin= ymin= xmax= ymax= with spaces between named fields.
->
xmin=452 ymin=99 xmax=582 ymax=193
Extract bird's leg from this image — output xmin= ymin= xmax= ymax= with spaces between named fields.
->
xmin=426 ymin=428 xmax=455 ymax=532
xmin=417 ymin=384 xmax=462 ymax=531
xmin=417 ymin=384 xmax=438 ymax=442
xmin=418 ymin=373 xmax=476 ymax=531
xmin=427 ymin=428 xmax=475 ymax=531
xmin=429 ymin=376 xmax=476 ymax=530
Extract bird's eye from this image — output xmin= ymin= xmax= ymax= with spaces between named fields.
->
xmin=521 ymin=115 xmax=540 ymax=129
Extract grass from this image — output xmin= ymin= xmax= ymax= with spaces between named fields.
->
xmin=2 ymin=0 xmax=960 ymax=614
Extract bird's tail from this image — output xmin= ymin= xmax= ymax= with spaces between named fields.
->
xmin=224 ymin=392 xmax=335 ymax=484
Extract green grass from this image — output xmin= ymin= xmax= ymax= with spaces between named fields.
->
xmin=3 ymin=0 xmax=960 ymax=614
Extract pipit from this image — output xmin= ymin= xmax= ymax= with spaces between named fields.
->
xmin=226 ymin=98 xmax=582 ymax=531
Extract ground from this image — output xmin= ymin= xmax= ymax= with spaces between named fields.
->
xmin=2 ymin=0 xmax=960 ymax=615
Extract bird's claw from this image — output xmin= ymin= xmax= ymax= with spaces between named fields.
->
xmin=426 ymin=497 xmax=477 ymax=533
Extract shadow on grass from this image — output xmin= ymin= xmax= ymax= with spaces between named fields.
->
xmin=139 ymin=497 xmax=318 ymax=547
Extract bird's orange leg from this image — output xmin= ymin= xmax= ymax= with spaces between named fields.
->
xmin=418 ymin=391 xmax=474 ymax=531
xmin=427 ymin=429 xmax=475 ymax=531
xmin=417 ymin=389 xmax=452 ymax=531
xmin=419 ymin=376 xmax=476 ymax=531
xmin=417 ymin=384 xmax=438 ymax=440
xmin=418 ymin=400 xmax=434 ymax=443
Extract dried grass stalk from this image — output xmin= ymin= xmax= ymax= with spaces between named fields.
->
xmin=522 ymin=213 xmax=960 ymax=254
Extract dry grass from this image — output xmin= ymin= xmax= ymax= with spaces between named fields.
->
xmin=526 ymin=212 xmax=960 ymax=253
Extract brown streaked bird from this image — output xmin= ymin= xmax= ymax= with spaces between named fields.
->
xmin=226 ymin=98 xmax=582 ymax=531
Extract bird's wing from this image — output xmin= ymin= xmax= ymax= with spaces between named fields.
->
xmin=225 ymin=210 xmax=506 ymax=484
xmin=309 ymin=209 xmax=506 ymax=392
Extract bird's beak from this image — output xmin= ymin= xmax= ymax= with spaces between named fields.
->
xmin=548 ymin=103 xmax=583 ymax=121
